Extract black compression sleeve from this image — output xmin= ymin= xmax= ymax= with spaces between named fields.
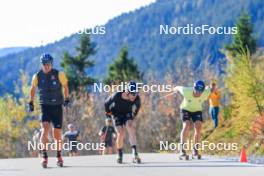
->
xmin=133 ymin=96 xmax=141 ymax=117
xmin=104 ymin=93 xmax=116 ymax=113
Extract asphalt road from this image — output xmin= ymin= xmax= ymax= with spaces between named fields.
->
xmin=0 ymin=153 xmax=263 ymax=176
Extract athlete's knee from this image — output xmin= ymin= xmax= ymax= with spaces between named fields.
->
xmin=54 ymin=135 xmax=61 ymax=141
xmin=42 ymin=122 xmax=49 ymax=130
xmin=117 ymin=133 xmax=124 ymax=140
xmin=186 ymin=120 xmax=192 ymax=126
xmin=126 ymin=120 xmax=134 ymax=129
xmin=182 ymin=121 xmax=191 ymax=130
xmin=194 ymin=122 xmax=202 ymax=134
xmin=53 ymin=128 xmax=62 ymax=140
xmin=117 ymin=128 xmax=125 ymax=138
xmin=194 ymin=129 xmax=201 ymax=136
xmin=41 ymin=135 xmax=49 ymax=143
xmin=195 ymin=121 xmax=202 ymax=127
xmin=127 ymin=126 xmax=135 ymax=136
xmin=41 ymin=123 xmax=49 ymax=135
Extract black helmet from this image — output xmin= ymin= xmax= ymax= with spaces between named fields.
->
xmin=40 ymin=53 xmax=53 ymax=64
xmin=128 ymin=81 xmax=138 ymax=96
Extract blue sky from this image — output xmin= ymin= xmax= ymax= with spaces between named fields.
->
xmin=0 ymin=0 xmax=155 ymax=48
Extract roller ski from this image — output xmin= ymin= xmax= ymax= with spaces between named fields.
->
xmin=179 ymin=153 xmax=189 ymax=160
xmin=117 ymin=155 xmax=123 ymax=164
xmin=192 ymin=153 xmax=202 ymax=160
xmin=41 ymin=150 xmax=48 ymax=168
xmin=132 ymin=154 xmax=141 ymax=164
xmin=179 ymin=144 xmax=189 ymax=160
xmin=41 ymin=157 xmax=48 ymax=168
xmin=192 ymin=148 xmax=202 ymax=160
xmin=57 ymin=157 xmax=63 ymax=167
xmin=179 ymin=149 xmax=189 ymax=160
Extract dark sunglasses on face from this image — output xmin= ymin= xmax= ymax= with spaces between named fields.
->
xmin=42 ymin=62 xmax=52 ymax=66
xmin=129 ymin=92 xmax=138 ymax=97
xmin=195 ymin=90 xmax=204 ymax=94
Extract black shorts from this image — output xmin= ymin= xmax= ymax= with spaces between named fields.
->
xmin=40 ymin=104 xmax=63 ymax=129
xmin=181 ymin=109 xmax=203 ymax=122
xmin=113 ymin=113 xmax=133 ymax=127
xmin=69 ymin=144 xmax=78 ymax=153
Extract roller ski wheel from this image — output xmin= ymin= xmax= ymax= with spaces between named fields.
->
xmin=41 ymin=158 xmax=48 ymax=168
xmin=179 ymin=154 xmax=189 ymax=160
xmin=117 ymin=156 xmax=123 ymax=164
xmin=132 ymin=155 xmax=141 ymax=164
xmin=57 ymin=157 xmax=63 ymax=167
xmin=192 ymin=154 xmax=202 ymax=160
xmin=192 ymin=148 xmax=202 ymax=160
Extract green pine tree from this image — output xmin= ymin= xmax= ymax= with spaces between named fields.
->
xmin=105 ymin=46 xmax=141 ymax=84
xmin=225 ymin=11 xmax=256 ymax=56
xmin=61 ymin=32 xmax=96 ymax=92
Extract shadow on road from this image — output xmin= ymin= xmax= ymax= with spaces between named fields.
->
xmin=0 ymin=169 xmax=21 ymax=172
xmin=60 ymin=162 xmax=258 ymax=168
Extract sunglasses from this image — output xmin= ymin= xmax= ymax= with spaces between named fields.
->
xmin=42 ymin=62 xmax=52 ymax=66
xmin=195 ymin=90 xmax=204 ymax=94
xmin=129 ymin=92 xmax=138 ymax=97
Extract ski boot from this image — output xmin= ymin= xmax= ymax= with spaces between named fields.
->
xmin=41 ymin=157 xmax=48 ymax=168
xmin=57 ymin=156 xmax=63 ymax=167
xmin=179 ymin=143 xmax=189 ymax=160
xmin=179 ymin=149 xmax=189 ymax=160
xmin=132 ymin=154 xmax=141 ymax=164
xmin=192 ymin=147 xmax=201 ymax=160
xmin=117 ymin=155 xmax=123 ymax=164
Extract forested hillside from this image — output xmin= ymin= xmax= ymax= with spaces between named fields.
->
xmin=1 ymin=0 xmax=264 ymax=94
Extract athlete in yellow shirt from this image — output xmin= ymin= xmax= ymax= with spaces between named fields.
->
xmin=208 ymin=82 xmax=221 ymax=128
xmin=28 ymin=53 xmax=69 ymax=168
xmin=174 ymin=80 xmax=210 ymax=160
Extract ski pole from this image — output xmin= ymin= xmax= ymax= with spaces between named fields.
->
xmin=99 ymin=125 xmax=109 ymax=155
xmin=158 ymin=90 xmax=177 ymax=100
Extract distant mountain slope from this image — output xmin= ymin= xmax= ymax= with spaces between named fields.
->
xmin=0 ymin=47 xmax=28 ymax=57
xmin=0 ymin=0 xmax=264 ymax=95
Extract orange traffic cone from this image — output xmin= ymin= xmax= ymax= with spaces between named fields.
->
xmin=240 ymin=146 xmax=248 ymax=163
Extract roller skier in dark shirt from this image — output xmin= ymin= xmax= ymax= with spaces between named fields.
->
xmin=104 ymin=81 xmax=141 ymax=164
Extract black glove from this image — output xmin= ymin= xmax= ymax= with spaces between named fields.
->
xmin=105 ymin=112 xmax=112 ymax=119
xmin=63 ymin=98 xmax=70 ymax=107
xmin=28 ymin=101 xmax=34 ymax=112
